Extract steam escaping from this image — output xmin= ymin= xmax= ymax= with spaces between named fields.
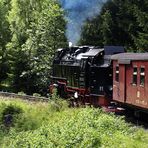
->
xmin=60 ymin=0 xmax=107 ymax=45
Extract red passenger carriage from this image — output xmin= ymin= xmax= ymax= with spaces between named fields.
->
xmin=112 ymin=53 xmax=148 ymax=112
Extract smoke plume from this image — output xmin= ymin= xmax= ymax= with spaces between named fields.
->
xmin=60 ymin=0 xmax=107 ymax=45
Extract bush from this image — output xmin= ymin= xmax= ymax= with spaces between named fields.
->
xmin=0 ymin=98 xmax=68 ymax=133
xmin=0 ymin=103 xmax=23 ymax=128
xmin=1 ymin=106 xmax=148 ymax=147
xmin=0 ymin=99 xmax=148 ymax=147
xmin=0 ymin=100 xmax=50 ymax=132
xmin=49 ymin=88 xmax=68 ymax=112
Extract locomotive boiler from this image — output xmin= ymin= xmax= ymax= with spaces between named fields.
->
xmin=50 ymin=46 xmax=124 ymax=108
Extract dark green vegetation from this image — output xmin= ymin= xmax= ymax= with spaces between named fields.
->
xmin=0 ymin=0 xmax=67 ymax=94
xmin=0 ymin=98 xmax=147 ymax=147
xmin=80 ymin=0 xmax=148 ymax=52
xmin=0 ymin=0 xmax=147 ymax=95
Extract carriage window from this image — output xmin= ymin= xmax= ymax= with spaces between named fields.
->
xmin=140 ymin=67 xmax=145 ymax=86
xmin=115 ymin=66 xmax=119 ymax=82
xmin=133 ymin=67 xmax=137 ymax=85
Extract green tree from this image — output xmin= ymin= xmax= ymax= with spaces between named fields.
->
xmin=0 ymin=0 xmax=11 ymax=84
xmin=7 ymin=0 xmax=40 ymax=93
xmin=131 ymin=0 xmax=148 ymax=51
xmin=22 ymin=1 xmax=67 ymax=94
xmin=101 ymin=10 xmax=113 ymax=45
xmin=80 ymin=17 xmax=103 ymax=46
xmin=80 ymin=0 xmax=148 ymax=52
xmin=7 ymin=0 xmax=67 ymax=94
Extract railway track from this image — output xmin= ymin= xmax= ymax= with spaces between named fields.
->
xmin=125 ymin=113 xmax=148 ymax=130
xmin=0 ymin=91 xmax=49 ymax=102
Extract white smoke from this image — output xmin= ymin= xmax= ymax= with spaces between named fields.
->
xmin=60 ymin=0 xmax=107 ymax=45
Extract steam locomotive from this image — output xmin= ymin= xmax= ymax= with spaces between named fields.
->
xmin=50 ymin=46 xmax=124 ymax=109
xmin=50 ymin=46 xmax=148 ymax=113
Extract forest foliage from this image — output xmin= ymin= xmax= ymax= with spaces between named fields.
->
xmin=0 ymin=0 xmax=147 ymax=95
xmin=80 ymin=0 xmax=148 ymax=52
xmin=0 ymin=0 xmax=67 ymax=95
xmin=0 ymin=98 xmax=148 ymax=147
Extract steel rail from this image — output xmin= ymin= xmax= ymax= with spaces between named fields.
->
xmin=0 ymin=92 xmax=49 ymax=102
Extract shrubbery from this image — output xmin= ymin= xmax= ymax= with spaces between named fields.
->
xmin=0 ymin=98 xmax=148 ymax=147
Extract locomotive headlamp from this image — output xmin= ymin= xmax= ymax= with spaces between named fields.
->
xmin=109 ymin=86 xmax=113 ymax=91
xmin=53 ymin=83 xmax=58 ymax=87
xmin=74 ymin=92 xmax=78 ymax=99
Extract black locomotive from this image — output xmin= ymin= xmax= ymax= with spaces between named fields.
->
xmin=50 ymin=46 xmax=124 ymax=108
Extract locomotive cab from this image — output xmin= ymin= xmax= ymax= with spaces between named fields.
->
xmin=90 ymin=65 xmax=113 ymax=97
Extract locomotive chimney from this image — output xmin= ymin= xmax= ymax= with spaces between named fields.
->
xmin=69 ymin=42 xmax=73 ymax=48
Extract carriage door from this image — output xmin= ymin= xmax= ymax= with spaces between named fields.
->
xmin=113 ymin=62 xmax=126 ymax=103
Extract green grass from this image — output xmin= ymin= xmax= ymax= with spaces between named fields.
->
xmin=0 ymin=98 xmax=147 ymax=148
